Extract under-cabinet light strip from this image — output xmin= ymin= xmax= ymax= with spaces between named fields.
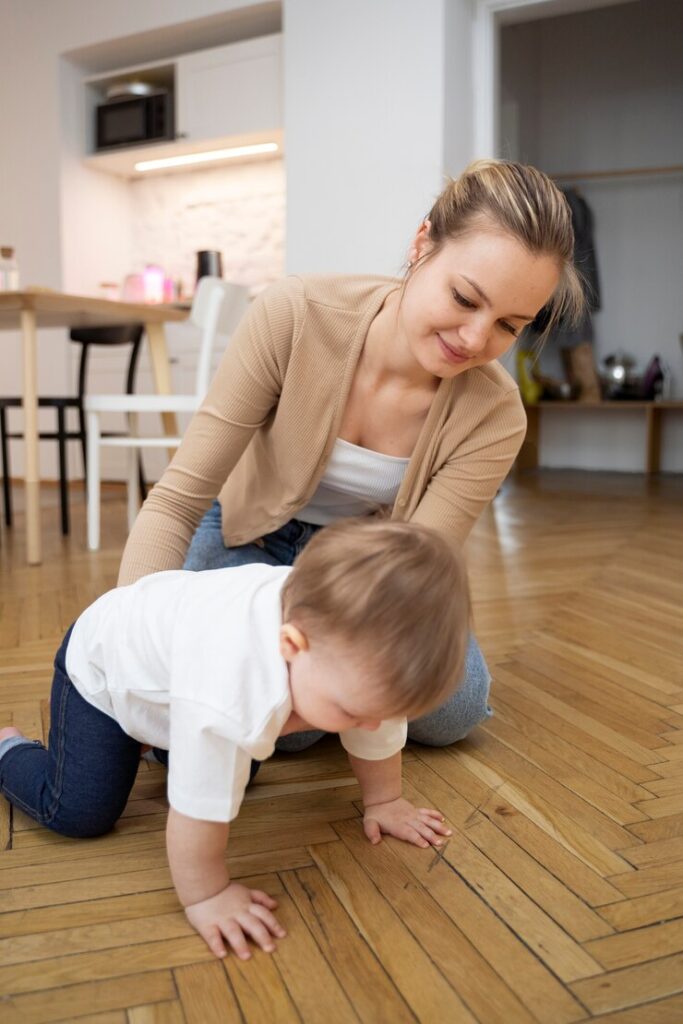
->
xmin=135 ymin=142 xmax=279 ymax=172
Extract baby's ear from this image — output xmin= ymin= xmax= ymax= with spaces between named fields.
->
xmin=279 ymin=622 xmax=309 ymax=660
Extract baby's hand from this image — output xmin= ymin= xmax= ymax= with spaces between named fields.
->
xmin=184 ymin=882 xmax=286 ymax=959
xmin=363 ymin=797 xmax=452 ymax=849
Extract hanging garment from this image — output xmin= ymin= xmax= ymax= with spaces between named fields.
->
xmin=532 ymin=186 xmax=601 ymax=338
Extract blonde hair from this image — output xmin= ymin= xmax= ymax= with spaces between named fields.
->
xmin=417 ymin=159 xmax=585 ymax=340
xmin=281 ymin=520 xmax=470 ymax=718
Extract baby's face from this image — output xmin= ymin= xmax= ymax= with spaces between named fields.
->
xmin=287 ymin=638 xmax=393 ymax=734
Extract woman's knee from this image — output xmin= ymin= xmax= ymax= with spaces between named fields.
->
xmin=275 ymin=730 xmax=325 ymax=753
xmin=408 ymin=635 xmax=492 ymax=747
xmin=184 ymin=526 xmax=227 ymax=571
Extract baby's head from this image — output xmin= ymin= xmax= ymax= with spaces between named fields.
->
xmin=279 ymin=520 xmax=470 ymax=732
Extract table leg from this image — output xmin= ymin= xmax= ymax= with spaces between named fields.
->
xmin=645 ymin=405 xmax=662 ymax=475
xmin=21 ymin=309 xmax=41 ymax=565
xmin=144 ymin=320 xmax=179 ymax=457
xmin=516 ymin=404 xmax=540 ymax=472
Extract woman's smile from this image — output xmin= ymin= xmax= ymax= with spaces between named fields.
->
xmin=436 ymin=333 xmax=472 ymax=365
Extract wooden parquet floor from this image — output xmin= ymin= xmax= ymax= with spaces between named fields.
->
xmin=1 ymin=471 xmax=682 ymax=1023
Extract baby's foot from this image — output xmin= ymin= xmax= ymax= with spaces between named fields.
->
xmin=0 ymin=727 xmax=24 ymax=743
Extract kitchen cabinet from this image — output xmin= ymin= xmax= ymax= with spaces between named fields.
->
xmin=83 ymin=34 xmax=283 ymax=178
xmin=176 ymin=35 xmax=281 ymax=144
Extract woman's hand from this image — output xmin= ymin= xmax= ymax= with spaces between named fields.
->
xmin=363 ymin=797 xmax=452 ymax=848
xmin=184 ymin=882 xmax=286 ymax=959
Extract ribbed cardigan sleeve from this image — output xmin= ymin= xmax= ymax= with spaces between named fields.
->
xmin=117 ymin=278 xmax=304 ymax=585
xmin=409 ymin=389 xmax=526 ymax=546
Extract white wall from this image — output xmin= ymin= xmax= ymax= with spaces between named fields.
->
xmin=501 ymin=0 xmax=683 ymax=472
xmin=443 ymin=0 xmax=475 ymax=181
xmin=283 ymin=0 xmax=475 ymax=276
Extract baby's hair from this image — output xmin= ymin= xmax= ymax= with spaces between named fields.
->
xmin=281 ymin=519 xmax=470 ymax=718
xmin=414 ymin=158 xmax=586 ymax=342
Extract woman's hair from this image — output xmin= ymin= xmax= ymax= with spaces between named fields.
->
xmin=281 ymin=519 xmax=470 ymax=718
xmin=416 ymin=159 xmax=586 ymax=340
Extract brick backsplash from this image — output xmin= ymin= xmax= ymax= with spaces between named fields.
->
xmin=129 ymin=157 xmax=285 ymax=297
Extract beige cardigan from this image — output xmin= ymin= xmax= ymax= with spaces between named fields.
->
xmin=118 ymin=275 xmax=526 ymax=585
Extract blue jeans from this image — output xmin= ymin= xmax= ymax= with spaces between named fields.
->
xmin=0 ymin=627 xmax=141 ymax=838
xmin=185 ymin=501 xmax=492 ymax=750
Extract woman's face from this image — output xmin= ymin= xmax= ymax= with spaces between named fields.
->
xmin=399 ymin=223 xmax=561 ymax=379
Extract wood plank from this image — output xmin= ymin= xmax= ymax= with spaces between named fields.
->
xmin=387 ymin=822 xmax=587 ymax=1023
xmin=0 ymin=936 xmax=214 ymax=998
xmin=571 ymin=951 xmax=683 ymax=1015
xmin=492 ymin=697 xmax=655 ymax=805
xmin=127 ymin=1001 xmax=185 ymax=1024
xmin=0 ymin=970 xmax=175 ymax=1024
xmin=634 ymin=793 xmax=683 ymax=818
xmin=265 ymin=887 xmax=357 ymax=1022
xmin=597 ymin=887 xmax=683 ymax=931
xmin=0 ymin=843 xmax=319 ymax=914
xmin=333 ymin=818 xmax=537 ymax=1023
xmin=403 ymin=761 xmax=613 ymax=940
xmin=439 ymin=746 xmax=633 ymax=876
xmin=627 ymin=814 xmax=683 ymax=843
xmin=590 ymin=994 xmax=683 ymax=1023
xmin=411 ymin=752 xmax=625 ymax=906
xmin=509 ymin=643 xmax=679 ymax=745
xmin=584 ymin=918 xmax=683 ymax=971
xmin=282 ymin=867 xmax=415 ymax=1024
xmin=642 ymin=776 xmax=683 ymax=796
xmin=619 ymin=835 xmax=683 ymax=869
xmin=310 ymin=840 xmax=477 ymax=1022
xmin=490 ymin=677 xmax=658 ymax=784
xmin=174 ymin=961 xmax=242 ymax=1024
xmin=482 ymin=712 xmax=649 ymax=825
xmin=493 ymin=664 xmax=666 ymax=768
xmin=533 ymin=630 xmax=683 ymax=703
xmin=174 ymin=958 xmax=242 ymax=1024
xmin=222 ymin=946 xmax=301 ymax=1023
xmin=609 ymin=860 xmax=683 ymax=899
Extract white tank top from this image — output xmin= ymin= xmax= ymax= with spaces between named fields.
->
xmin=297 ymin=438 xmax=409 ymax=526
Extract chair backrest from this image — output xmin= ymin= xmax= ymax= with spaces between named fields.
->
xmin=69 ymin=324 xmax=145 ymax=398
xmin=189 ymin=277 xmax=250 ymax=398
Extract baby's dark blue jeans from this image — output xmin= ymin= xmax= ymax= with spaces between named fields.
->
xmin=0 ymin=626 xmax=142 ymax=838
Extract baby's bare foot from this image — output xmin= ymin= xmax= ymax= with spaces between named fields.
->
xmin=0 ymin=727 xmax=23 ymax=743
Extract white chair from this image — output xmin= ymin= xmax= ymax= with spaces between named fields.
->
xmin=85 ymin=277 xmax=249 ymax=551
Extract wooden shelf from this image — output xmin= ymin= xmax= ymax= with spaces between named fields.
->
xmin=517 ymin=400 xmax=683 ymax=474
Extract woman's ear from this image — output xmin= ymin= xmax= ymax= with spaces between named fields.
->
xmin=408 ymin=219 xmax=432 ymax=267
xmin=279 ymin=622 xmax=309 ymax=661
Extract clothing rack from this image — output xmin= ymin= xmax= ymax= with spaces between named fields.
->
xmin=551 ymin=163 xmax=683 ymax=184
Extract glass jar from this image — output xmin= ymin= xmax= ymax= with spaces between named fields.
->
xmin=0 ymin=246 xmax=19 ymax=290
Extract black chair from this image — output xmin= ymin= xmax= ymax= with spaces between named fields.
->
xmin=0 ymin=324 xmax=147 ymax=536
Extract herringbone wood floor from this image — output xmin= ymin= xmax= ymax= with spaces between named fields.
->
xmin=1 ymin=471 xmax=682 ymax=1023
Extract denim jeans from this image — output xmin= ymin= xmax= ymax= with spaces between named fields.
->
xmin=0 ymin=627 xmax=141 ymax=838
xmin=184 ymin=501 xmax=493 ymax=750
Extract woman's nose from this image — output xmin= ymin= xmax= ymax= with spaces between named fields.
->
xmin=457 ymin=318 xmax=489 ymax=354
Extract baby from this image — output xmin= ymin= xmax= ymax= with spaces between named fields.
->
xmin=0 ymin=519 xmax=470 ymax=959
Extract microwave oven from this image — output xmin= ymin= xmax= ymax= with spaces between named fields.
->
xmin=96 ymin=92 xmax=174 ymax=150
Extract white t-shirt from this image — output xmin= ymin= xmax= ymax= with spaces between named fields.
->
xmin=65 ymin=565 xmax=407 ymax=822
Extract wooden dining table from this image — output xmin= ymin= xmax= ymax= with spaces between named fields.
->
xmin=0 ymin=289 xmax=189 ymax=566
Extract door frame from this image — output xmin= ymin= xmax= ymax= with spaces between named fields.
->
xmin=472 ymin=0 xmax=638 ymax=158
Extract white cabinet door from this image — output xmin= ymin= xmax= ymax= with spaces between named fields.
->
xmin=176 ymin=34 xmax=282 ymax=143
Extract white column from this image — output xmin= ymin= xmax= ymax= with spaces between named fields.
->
xmin=283 ymin=0 xmax=476 ymax=276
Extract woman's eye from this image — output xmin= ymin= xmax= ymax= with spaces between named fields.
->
xmin=500 ymin=321 xmax=519 ymax=338
xmin=452 ymin=288 xmax=476 ymax=309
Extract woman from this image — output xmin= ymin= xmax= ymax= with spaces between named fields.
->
xmin=119 ymin=159 xmax=584 ymax=751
